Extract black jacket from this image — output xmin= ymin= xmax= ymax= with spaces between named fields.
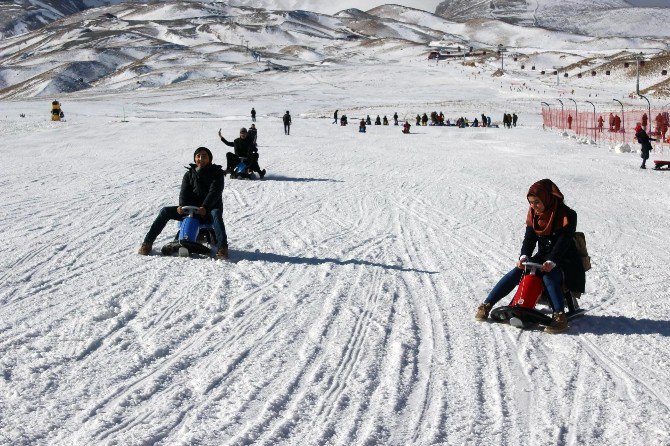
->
xmin=283 ymin=113 xmax=291 ymax=125
xmin=179 ymin=163 xmax=224 ymax=211
xmin=221 ymin=136 xmax=255 ymax=158
xmin=247 ymin=128 xmax=258 ymax=146
xmin=636 ymin=129 xmax=655 ymax=159
xmin=520 ymin=205 xmax=585 ymax=293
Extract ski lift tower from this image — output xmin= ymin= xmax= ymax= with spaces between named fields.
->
xmin=634 ymin=52 xmax=645 ymax=95
xmin=498 ymin=44 xmax=505 ymax=72
xmin=552 ymin=66 xmax=561 ymax=86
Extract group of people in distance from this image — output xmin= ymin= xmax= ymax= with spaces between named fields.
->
xmin=334 ymin=110 xmax=401 ymax=128
xmin=502 ymin=113 xmax=518 ymax=128
xmin=337 ymin=109 xmax=517 ymax=134
xmin=412 ymin=112 xmax=513 ymax=128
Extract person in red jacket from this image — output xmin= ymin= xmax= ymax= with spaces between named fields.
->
xmin=608 ymin=113 xmax=614 ymax=131
xmin=597 ymin=115 xmax=604 ymax=133
xmin=655 ymin=113 xmax=663 ymax=138
xmin=567 ymin=114 xmax=573 ymax=130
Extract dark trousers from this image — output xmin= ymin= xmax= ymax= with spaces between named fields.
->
xmin=641 ymin=148 xmax=649 ymax=167
xmin=251 ymin=116 xmax=256 ymax=122
xmin=144 ymin=206 xmax=228 ymax=248
xmin=484 ymin=266 xmax=565 ymax=312
xmin=284 ymin=124 xmax=290 ymax=135
xmin=226 ymin=152 xmax=262 ymax=174
xmin=226 ymin=152 xmax=241 ymax=171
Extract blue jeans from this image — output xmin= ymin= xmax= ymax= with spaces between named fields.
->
xmin=144 ymin=206 xmax=228 ymax=248
xmin=484 ymin=266 xmax=565 ymax=312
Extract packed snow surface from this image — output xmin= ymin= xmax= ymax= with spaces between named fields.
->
xmin=1 ymin=58 xmax=669 ymax=446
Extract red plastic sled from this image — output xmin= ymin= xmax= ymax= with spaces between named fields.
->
xmin=490 ymin=262 xmax=585 ymax=328
xmin=653 ymin=160 xmax=670 ymax=170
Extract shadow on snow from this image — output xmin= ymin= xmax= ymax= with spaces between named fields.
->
xmin=231 ymin=249 xmax=438 ymax=274
xmin=264 ymin=175 xmax=343 ymax=183
xmin=572 ymin=315 xmax=670 ymax=337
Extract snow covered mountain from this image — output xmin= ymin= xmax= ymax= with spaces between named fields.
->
xmin=0 ymin=2 xmax=442 ymax=98
xmin=435 ymin=0 xmax=670 ymax=37
xmin=0 ymin=1 xmax=668 ymax=99
xmin=0 ymin=0 xmax=127 ymax=38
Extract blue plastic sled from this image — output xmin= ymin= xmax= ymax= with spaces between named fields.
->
xmin=161 ymin=206 xmax=216 ymax=256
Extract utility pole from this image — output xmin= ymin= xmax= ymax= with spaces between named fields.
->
xmin=635 ymin=52 xmax=644 ymax=95
xmin=613 ymin=99 xmax=625 ymax=133
xmin=553 ymin=67 xmax=561 ymax=87
xmin=639 ymin=94 xmax=651 ymax=133
xmin=498 ymin=44 xmax=505 ymax=72
xmin=585 ymin=100 xmax=596 ymax=138
xmin=568 ymin=98 xmax=578 ymax=132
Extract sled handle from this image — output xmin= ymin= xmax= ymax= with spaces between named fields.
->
xmin=521 ymin=261 xmax=544 ymax=274
xmin=180 ymin=205 xmax=200 ymax=216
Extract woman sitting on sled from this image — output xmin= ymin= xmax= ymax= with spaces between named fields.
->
xmin=475 ymin=179 xmax=585 ymax=333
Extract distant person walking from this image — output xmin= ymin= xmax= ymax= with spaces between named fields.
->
xmin=283 ymin=110 xmax=291 ymax=135
xmin=333 ymin=109 xmax=338 ymax=124
xmin=251 ymin=107 xmax=256 ymax=122
xmin=512 ymin=113 xmax=518 ymax=127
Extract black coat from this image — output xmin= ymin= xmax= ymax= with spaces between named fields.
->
xmin=247 ymin=128 xmax=258 ymax=145
xmin=283 ymin=113 xmax=291 ymax=125
xmin=636 ymin=129 xmax=655 ymax=160
xmin=221 ymin=136 xmax=255 ymax=158
xmin=520 ymin=205 xmax=585 ymax=293
xmin=179 ymin=163 xmax=224 ymax=211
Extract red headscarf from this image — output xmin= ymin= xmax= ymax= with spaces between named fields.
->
xmin=526 ymin=179 xmax=568 ymax=236
xmin=635 ymin=122 xmax=642 ymax=133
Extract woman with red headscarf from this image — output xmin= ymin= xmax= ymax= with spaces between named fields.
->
xmin=475 ymin=179 xmax=585 ymax=333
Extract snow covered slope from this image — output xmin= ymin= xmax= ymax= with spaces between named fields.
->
xmin=0 ymin=0 xmax=126 ymax=38
xmin=227 ymin=0 xmax=444 ymax=15
xmin=435 ymin=0 xmax=670 ymax=37
xmin=1 ymin=58 xmax=669 ymax=445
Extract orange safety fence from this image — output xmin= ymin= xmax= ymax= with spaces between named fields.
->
xmin=542 ymin=107 xmax=670 ymax=153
